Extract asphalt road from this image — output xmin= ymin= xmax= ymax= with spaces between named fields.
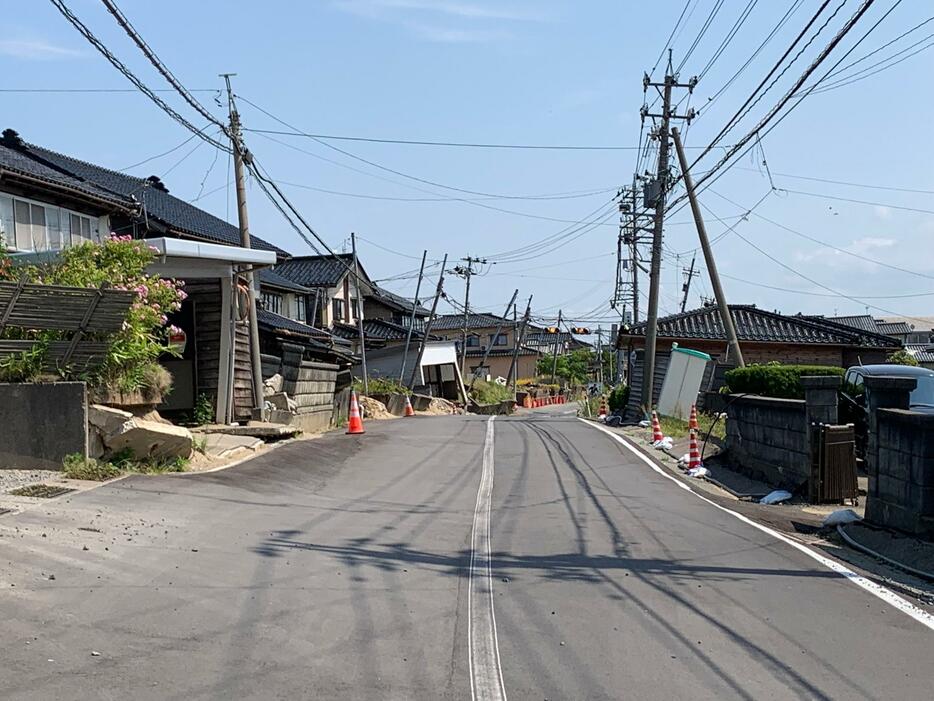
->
xmin=1 ymin=407 xmax=932 ymax=700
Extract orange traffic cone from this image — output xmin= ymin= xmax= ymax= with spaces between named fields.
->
xmin=688 ymin=404 xmax=699 ymax=431
xmin=347 ymin=390 xmax=365 ymax=434
xmin=688 ymin=428 xmax=702 ymax=469
xmin=651 ymin=410 xmax=664 ymax=443
xmin=404 ymin=395 xmax=415 ymax=417
xmin=598 ymin=397 xmax=607 ymax=419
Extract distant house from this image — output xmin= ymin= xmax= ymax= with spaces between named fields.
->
xmin=431 ymin=312 xmax=544 ymax=381
xmin=0 ymin=128 xmax=351 ymax=423
xmin=524 ymin=329 xmax=592 ymax=355
xmin=617 ymin=304 xmax=902 ymax=411
xmin=831 ymin=314 xmax=934 ymax=365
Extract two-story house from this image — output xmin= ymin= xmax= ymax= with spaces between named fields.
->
xmin=431 ymin=312 xmax=544 ymax=382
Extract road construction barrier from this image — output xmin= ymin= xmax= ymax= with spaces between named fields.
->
xmin=651 ymin=410 xmax=664 ymax=443
xmin=347 ymin=390 xmax=365 ymax=434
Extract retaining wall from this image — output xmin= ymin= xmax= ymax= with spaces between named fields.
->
xmin=725 ymin=394 xmax=809 ymax=488
xmin=0 ymin=382 xmax=88 ymax=470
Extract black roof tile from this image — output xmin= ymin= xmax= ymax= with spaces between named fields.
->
xmin=20 ymin=142 xmax=286 ymax=255
xmin=366 ymin=285 xmax=429 ymax=316
xmin=258 ymin=268 xmax=311 ymax=293
xmin=433 ymin=312 xmax=512 ymax=331
xmin=623 ymin=305 xmax=900 ymax=348
xmin=274 ymin=253 xmax=367 ymax=288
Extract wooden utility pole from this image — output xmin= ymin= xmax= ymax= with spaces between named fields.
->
xmin=630 ymin=183 xmax=640 ymax=323
xmin=507 ymin=295 xmax=532 ymax=391
xmin=398 ymin=249 xmax=427 ymax=385
xmin=221 ymin=73 xmax=264 ymax=419
xmin=641 ymin=57 xmax=697 ymax=415
xmin=680 ymin=253 xmax=698 ymax=313
xmin=409 ymin=254 xmax=448 ymax=389
xmin=452 ymin=257 xmax=485 ymax=376
xmin=469 ymin=288 xmax=518 ymax=389
xmin=550 ymin=309 xmax=563 ymax=384
xmin=672 ymin=127 xmax=744 ymax=367
xmin=350 ymin=232 xmax=369 ymax=394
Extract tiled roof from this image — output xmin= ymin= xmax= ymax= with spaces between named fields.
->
xmin=432 ymin=312 xmax=512 ymax=331
xmin=622 ymin=305 xmax=900 ymax=348
xmin=367 ymin=285 xmax=429 ymax=316
xmin=332 ymin=319 xmax=441 ymax=342
xmin=829 ymin=314 xmax=879 ymax=333
xmin=19 ymin=142 xmax=286 ymax=255
xmin=0 ymin=141 xmax=132 ymax=209
xmin=258 ymin=268 xmax=311 ymax=294
xmin=274 ymin=253 xmax=369 ymax=288
xmin=465 ymin=346 xmax=542 ymax=357
xmin=905 ymin=344 xmax=934 ymax=363
xmin=876 ymin=320 xmax=914 ymax=336
xmin=257 ymin=308 xmax=352 ymax=349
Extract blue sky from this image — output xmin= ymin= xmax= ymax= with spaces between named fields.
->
xmin=3 ymin=0 xmax=933 ymax=327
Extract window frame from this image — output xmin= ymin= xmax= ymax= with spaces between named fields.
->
xmin=261 ymin=291 xmax=283 ymax=315
xmin=0 ymin=193 xmax=98 ymax=252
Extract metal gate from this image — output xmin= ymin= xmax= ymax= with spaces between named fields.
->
xmin=808 ymin=424 xmax=859 ymax=504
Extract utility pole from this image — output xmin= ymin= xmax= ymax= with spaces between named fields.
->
xmin=630 ymin=184 xmax=640 ymax=324
xmin=508 ymin=295 xmax=532 ymax=391
xmin=221 ymin=73 xmax=264 ymax=419
xmin=350 ymin=232 xmax=369 ymax=394
xmin=451 ymin=256 xmax=486 ymax=376
xmin=409 ymin=254 xmax=448 ymax=389
xmin=398 ymin=249 xmax=428 ymax=385
xmin=640 ymin=55 xmax=697 ymax=415
xmin=596 ymin=327 xmax=603 ymax=386
xmin=672 ymin=127 xmax=745 ymax=367
xmin=680 ymin=254 xmax=698 ymax=313
xmin=469 ymin=288 xmax=518 ymax=389
xmin=550 ymin=309 xmax=563 ymax=385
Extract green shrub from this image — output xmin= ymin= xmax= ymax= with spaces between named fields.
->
xmin=191 ymin=392 xmax=215 ymax=426
xmin=354 ymin=376 xmax=409 ymax=396
xmin=607 ymin=384 xmax=630 ymax=412
xmin=723 ymin=363 xmax=844 ymax=399
xmin=470 ymin=379 xmax=514 ymax=405
xmin=62 ymin=453 xmax=122 ymax=481
xmin=0 ymin=340 xmax=49 ymax=383
xmin=887 ymin=349 xmax=919 ymax=366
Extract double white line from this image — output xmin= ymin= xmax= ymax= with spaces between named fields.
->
xmin=468 ymin=416 xmax=508 ymax=701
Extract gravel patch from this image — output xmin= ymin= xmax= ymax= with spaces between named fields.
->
xmin=0 ymin=470 xmax=63 ymax=494
xmin=842 ymin=522 xmax=934 ymax=577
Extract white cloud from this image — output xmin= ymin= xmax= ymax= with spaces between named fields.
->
xmin=333 ymin=0 xmax=549 ymax=42
xmin=849 ymin=236 xmax=895 ymax=253
xmin=794 ymin=236 xmax=896 ymax=269
xmin=0 ymin=39 xmax=81 ymax=60
xmin=873 ymin=205 xmax=892 ymax=219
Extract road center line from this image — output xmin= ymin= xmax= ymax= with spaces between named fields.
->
xmin=468 ymin=416 xmax=508 ymax=701
xmin=580 ymin=419 xmax=934 ymax=632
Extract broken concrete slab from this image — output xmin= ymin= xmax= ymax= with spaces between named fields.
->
xmin=103 ymin=419 xmax=193 ymax=460
xmin=87 ymin=404 xmax=133 ymax=436
xmin=266 ymin=392 xmax=297 ymax=413
xmin=201 ymin=423 xmax=301 ymax=439
xmin=193 ymin=432 xmax=263 ymax=460
xmin=263 ymin=373 xmax=284 ymax=396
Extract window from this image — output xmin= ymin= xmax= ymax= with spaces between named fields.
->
xmin=490 ymin=332 xmax=508 ymax=346
xmin=0 ymin=194 xmax=96 ymax=251
xmin=332 ymin=298 xmax=345 ymax=323
xmin=295 ymin=295 xmax=307 ymax=323
xmin=465 ymin=334 xmax=480 ymax=348
xmin=261 ymin=291 xmax=282 ymax=315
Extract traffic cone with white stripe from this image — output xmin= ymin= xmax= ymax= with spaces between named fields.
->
xmin=651 ymin=410 xmax=664 ymax=443
xmin=598 ymin=397 xmax=608 ymax=420
xmin=347 ymin=390 xmax=365 ymax=434
xmin=688 ymin=404 xmax=699 ymax=431
xmin=404 ymin=395 xmax=415 ymax=417
xmin=688 ymin=428 xmax=702 ymax=470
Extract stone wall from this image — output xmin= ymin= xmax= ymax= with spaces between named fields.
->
xmin=0 ymin=382 xmax=88 ymax=470
xmin=863 ymin=375 xmax=934 ymax=540
xmin=725 ymin=395 xmax=809 ymax=488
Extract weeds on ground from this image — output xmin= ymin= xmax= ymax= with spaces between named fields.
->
xmin=470 ymin=379 xmax=514 ymax=404
xmin=353 ymin=376 xmax=409 ymax=396
xmin=62 ymin=449 xmax=188 ymax=480
xmin=657 ymin=412 xmax=726 ymax=441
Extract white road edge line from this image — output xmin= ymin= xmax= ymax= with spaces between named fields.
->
xmin=579 ymin=419 xmax=934 ymax=633
xmin=469 ymin=416 xmax=508 ymax=701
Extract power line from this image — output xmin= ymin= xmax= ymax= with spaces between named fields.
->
xmin=716 ymin=271 xmax=934 ymax=299
xmin=781 ymin=187 xmax=934 ymax=216
xmin=119 ymin=131 xmax=201 ymax=170
xmin=697 ymin=0 xmax=759 ymax=80
xmin=651 ymin=0 xmax=695 ymax=74
xmin=735 ymin=166 xmax=934 ymax=195
xmin=0 ymin=87 xmax=218 ymax=93
xmin=48 ymin=0 xmax=231 ymax=153
xmin=676 ymin=0 xmax=726 ymax=73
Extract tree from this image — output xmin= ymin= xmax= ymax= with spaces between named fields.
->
xmin=887 ymin=349 xmax=919 ymax=366
xmin=537 ymin=348 xmax=591 ymax=385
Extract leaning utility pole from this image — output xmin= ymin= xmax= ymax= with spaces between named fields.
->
xmin=469 ymin=288 xmax=518 ymax=389
xmin=452 ymin=256 xmax=486 ymax=376
xmin=680 ymin=254 xmax=698 ymax=313
xmin=221 ymin=73 xmax=264 ymax=419
xmin=350 ymin=232 xmax=369 ymax=395
xmin=640 ymin=56 xmax=696 ymax=415
xmin=550 ymin=309 xmax=563 ymax=384
xmin=672 ymin=127 xmax=745 ymax=367
xmin=398 ymin=249 xmax=428 ymax=384
xmin=409 ymin=254 xmax=448 ymax=389
xmin=507 ymin=295 xmax=532 ymax=391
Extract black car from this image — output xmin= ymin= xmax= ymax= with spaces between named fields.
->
xmin=839 ymin=364 xmax=934 ymax=458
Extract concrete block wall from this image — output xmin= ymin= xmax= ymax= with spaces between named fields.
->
xmin=866 ymin=408 xmax=934 ymax=540
xmin=0 ymin=382 xmax=88 ymax=470
xmin=725 ymin=395 xmax=809 ymax=488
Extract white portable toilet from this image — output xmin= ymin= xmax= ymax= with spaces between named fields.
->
xmin=656 ymin=344 xmax=711 ymax=420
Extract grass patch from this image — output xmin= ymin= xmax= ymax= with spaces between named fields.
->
xmin=470 ymin=379 xmax=514 ymax=405
xmin=658 ymin=412 xmax=726 ymax=441
xmin=353 ymin=376 xmax=410 ymax=396
xmin=62 ymin=449 xmax=188 ymax=481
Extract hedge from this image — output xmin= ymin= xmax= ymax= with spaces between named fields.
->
xmin=723 ymin=364 xmax=844 ymax=400
xmin=607 ymin=384 xmax=630 ymax=412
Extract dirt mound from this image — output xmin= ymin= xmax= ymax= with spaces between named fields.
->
xmin=423 ymin=397 xmax=457 ymax=415
xmin=359 ymin=396 xmax=394 ymax=419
